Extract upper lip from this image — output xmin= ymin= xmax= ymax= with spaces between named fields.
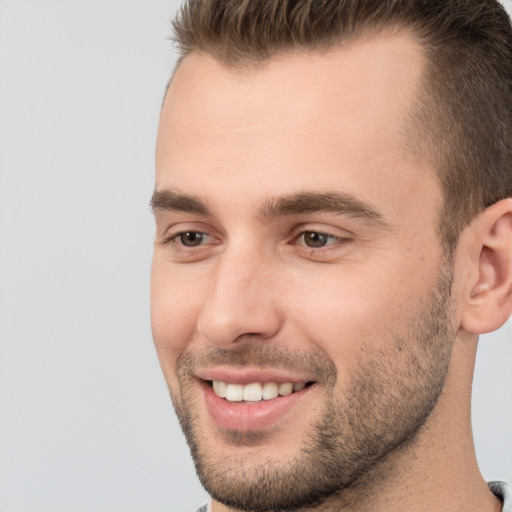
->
xmin=196 ymin=367 xmax=316 ymax=385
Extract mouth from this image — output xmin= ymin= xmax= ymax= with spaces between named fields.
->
xmin=198 ymin=375 xmax=317 ymax=432
xmin=209 ymin=380 xmax=314 ymax=403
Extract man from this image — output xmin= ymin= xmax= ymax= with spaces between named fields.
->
xmin=150 ymin=0 xmax=512 ymax=510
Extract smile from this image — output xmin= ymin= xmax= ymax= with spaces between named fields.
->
xmin=202 ymin=377 xmax=315 ymax=431
xmin=211 ymin=380 xmax=308 ymax=402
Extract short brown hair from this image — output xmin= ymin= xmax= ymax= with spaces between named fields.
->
xmin=170 ymin=0 xmax=512 ymax=251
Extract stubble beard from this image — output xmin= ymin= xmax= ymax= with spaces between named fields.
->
xmin=170 ymin=265 xmax=455 ymax=512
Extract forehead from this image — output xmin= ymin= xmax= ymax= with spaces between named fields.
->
xmin=156 ymin=32 xmax=438 ymax=223
xmin=161 ymin=32 xmax=424 ymax=140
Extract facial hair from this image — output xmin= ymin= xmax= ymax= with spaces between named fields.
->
xmin=170 ymin=265 xmax=455 ymax=511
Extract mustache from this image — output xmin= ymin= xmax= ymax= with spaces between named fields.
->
xmin=176 ymin=343 xmax=338 ymax=384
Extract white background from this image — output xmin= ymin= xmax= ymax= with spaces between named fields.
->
xmin=0 ymin=1 xmax=511 ymax=511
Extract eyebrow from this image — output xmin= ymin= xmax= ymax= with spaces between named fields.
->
xmin=151 ymin=188 xmax=387 ymax=226
xmin=260 ymin=191 xmax=387 ymax=225
xmin=150 ymin=189 xmax=212 ymax=216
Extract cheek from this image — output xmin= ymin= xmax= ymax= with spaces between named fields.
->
xmin=150 ymin=261 xmax=205 ymax=378
xmin=287 ymin=266 xmax=416 ymax=377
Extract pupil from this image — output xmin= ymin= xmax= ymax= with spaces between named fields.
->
xmin=305 ymin=232 xmax=327 ymax=248
xmin=180 ymin=232 xmax=203 ymax=247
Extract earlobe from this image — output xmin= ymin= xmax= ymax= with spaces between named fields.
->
xmin=461 ymin=198 xmax=512 ymax=335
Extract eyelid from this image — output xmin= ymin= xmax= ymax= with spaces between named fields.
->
xmin=158 ymin=219 xmax=216 ymax=239
xmin=163 ymin=229 xmax=217 ymax=247
xmin=290 ymin=223 xmax=354 ymax=241
xmin=292 ymin=231 xmax=350 ymax=249
xmin=158 ymin=221 xmax=222 ymax=250
xmin=288 ymin=225 xmax=355 ymax=260
xmin=164 ymin=230 xmax=206 ymax=246
xmin=293 ymin=230 xmax=343 ymax=247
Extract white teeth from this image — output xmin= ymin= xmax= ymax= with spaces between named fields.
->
xmin=212 ymin=380 xmax=307 ymax=402
xmin=212 ymin=380 xmax=227 ymax=398
xmin=225 ymin=383 xmax=244 ymax=402
xmin=262 ymin=382 xmax=279 ymax=400
xmin=278 ymin=382 xmax=293 ymax=396
xmin=243 ymin=382 xmax=263 ymax=401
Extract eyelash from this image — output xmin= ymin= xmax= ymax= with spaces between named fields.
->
xmin=293 ymin=230 xmax=346 ymax=250
xmin=162 ymin=231 xmax=216 ymax=250
xmin=162 ymin=229 xmax=350 ymax=256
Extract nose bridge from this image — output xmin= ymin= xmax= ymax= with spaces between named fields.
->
xmin=197 ymin=241 xmax=280 ymax=348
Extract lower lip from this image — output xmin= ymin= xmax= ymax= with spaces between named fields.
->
xmin=201 ymin=382 xmax=312 ymax=431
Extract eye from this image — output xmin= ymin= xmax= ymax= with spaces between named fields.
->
xmin=159 ymin=226 xmax=220 ymax=262
xmin=178 ymin=231 xmax=208 ymax=247
xmin=298 ymin=231 xmax=339 ymax=248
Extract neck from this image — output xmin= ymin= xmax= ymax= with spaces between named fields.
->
xmin=213 ymin=332 xmax=502 ymax=512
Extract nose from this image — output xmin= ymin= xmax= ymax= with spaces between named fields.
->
xmin=197 ymin=246 xmax=282 ymax=349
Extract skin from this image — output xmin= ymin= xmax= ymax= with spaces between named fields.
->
xmin=151 ymin=32 xmax=512 ymax=511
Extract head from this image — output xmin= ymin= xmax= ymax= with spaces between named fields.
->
xmin=151 ymin=1 xmax=512 ymax=510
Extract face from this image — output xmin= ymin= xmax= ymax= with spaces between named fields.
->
xmin=152 ymin=34 xmax=456 ymax=511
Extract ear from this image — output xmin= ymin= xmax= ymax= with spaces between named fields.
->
xmin=461 ymin=198 xmax=512 ymax=334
